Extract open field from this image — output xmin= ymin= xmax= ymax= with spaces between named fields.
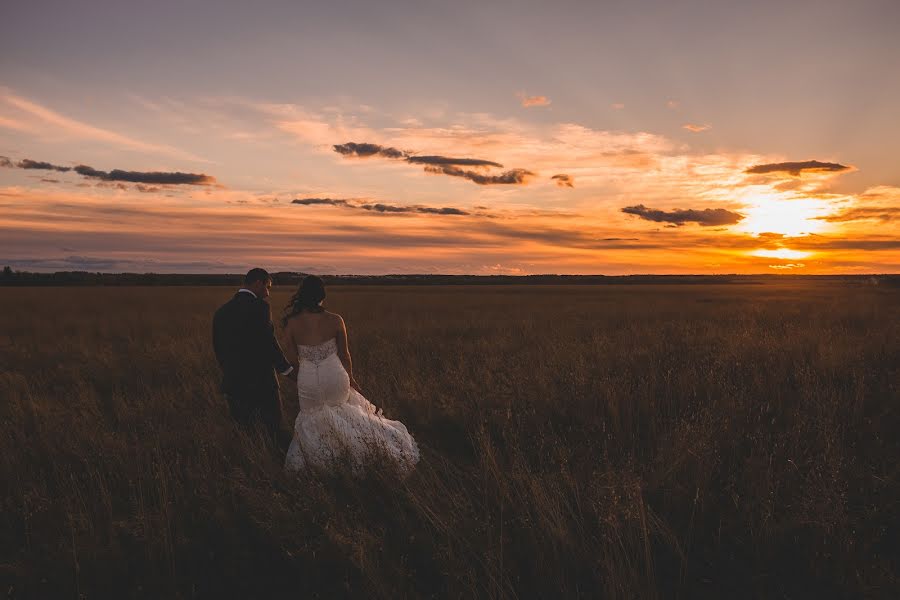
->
xmin=1 ymin=282 xmax=898 ymax=598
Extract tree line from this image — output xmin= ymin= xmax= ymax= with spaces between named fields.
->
xmin=2 ymin=267 xmax=896 ymax=287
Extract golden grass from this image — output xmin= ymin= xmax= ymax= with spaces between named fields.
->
xmin=1 ymin=283 xmax=898 ymax=598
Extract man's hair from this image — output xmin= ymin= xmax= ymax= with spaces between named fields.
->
xmin=244 ymin=268 xmax=271 ymax=285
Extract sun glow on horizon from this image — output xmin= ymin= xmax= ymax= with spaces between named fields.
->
xmin=750 ymin=248 xmax=811 ymax=260
xmin=736 ymin=192 xmax=835 ymax=237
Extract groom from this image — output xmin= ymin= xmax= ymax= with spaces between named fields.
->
xmin=212 ymin=268 xmax=296 ymax=445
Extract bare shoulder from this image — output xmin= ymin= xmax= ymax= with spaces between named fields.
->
xmin=324 ymin=310 xmax=345 ymax=333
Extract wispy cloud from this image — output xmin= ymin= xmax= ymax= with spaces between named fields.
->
xmin=813 ymin=186 xmax=900 ymax=223
xmin=683 ymin=123 xmax=711 ymax=133
xmin=0 ymin=90 xmax=207 ymax=163
xmin=787 ymin=236 xmax=900 ymax=251
xmin=622 ymin=204 xmax=744 ymax=226
xmin=0 ymin=115 xmax=39 ymax=133
xmin=816 ymin=207 xmax=900 ymax=223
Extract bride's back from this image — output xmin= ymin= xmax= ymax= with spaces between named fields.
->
xmin=287 ymin=310 xmax=340 ymax=346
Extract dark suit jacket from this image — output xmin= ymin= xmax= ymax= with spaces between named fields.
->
xmin=212 ymin=291 xmax=291 ymax=396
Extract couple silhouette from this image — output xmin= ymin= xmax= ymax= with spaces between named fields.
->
xmin=212 ymin=268 xmax=418 ymax=476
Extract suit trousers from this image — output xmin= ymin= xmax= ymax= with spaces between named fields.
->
xmin=224 ymin=387 xmax=289 ymax=450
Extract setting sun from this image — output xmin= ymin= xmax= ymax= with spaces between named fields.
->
xmin=736 ymin=193 xmax=835 ymax=237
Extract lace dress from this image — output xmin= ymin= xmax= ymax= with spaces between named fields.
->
xmin=284 ymin=338 xmax=419 ymax=476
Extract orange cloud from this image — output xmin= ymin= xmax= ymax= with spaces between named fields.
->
xmin=517 ymin=93 xmax=551 ymax=108
xmin=683 ymin=123 xmax=711 ymax=133
xmin=0 ymin=115 xmax=39 ymax=133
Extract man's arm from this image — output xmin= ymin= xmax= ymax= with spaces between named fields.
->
xmin=258 ymin=301 xmax=294 ymax=377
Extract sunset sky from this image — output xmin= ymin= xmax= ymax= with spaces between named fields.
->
xmin=2 ymin=0 xmax=898 ymax=274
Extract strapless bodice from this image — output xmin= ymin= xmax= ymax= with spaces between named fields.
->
xmin=285 ymin=334 xmax=420 ymax=478
xmin=297 ymin=337 xmax=337 ymax=364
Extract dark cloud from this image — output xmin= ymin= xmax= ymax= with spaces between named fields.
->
xmin=73 ymin=165 xmax=215 ymax=185
xmin=0 ymin=156 xmax=72 ymax=171
xmin=416 ymin=206 xmax=469 ymax=215
xmin=424 ymin=165 xmax=533 ymax=185
xmin=17 ymin=159 xmax=72 ymax=172
xmin=551 ymin=174 xmax=574 ymax=188
xmin=361 ymin=204 xmax=471 ymax=216
xmin=291 ymin=198 xmax=350 ymax=207
xmin=359 ymin=203 xmax=409 ymax=213
xmin=292 ymin=198 xmax=470 ymax=216
xmin=40 ymin=178 xmax=61 ymax=184
xmin=0 ymin=154 xmax=215 ymax=185
xmin=745 ymin=160 xmax=850 ymax=176
xmin=622 ymin=204 xmax=744 ymax=226
xmin=72 ymin=165 xmax=108 ymax=179
xmin=332 ymin=142 xmax=503 ymax=168
xmin=361 ymin=203 xmax=471 ymax=216
xmin=332 ymin=142 xmax=407 ymax=159
xmin=406 ymin=155 xmax=503 ymax=168
xmin=333 ymin=141 xmax=533 ymax=186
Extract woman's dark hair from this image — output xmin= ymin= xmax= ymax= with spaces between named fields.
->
xmin=283 ymin=275 xmax=326 ymax=325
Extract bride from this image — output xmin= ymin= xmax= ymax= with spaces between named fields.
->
xmin=281 ymin=275 xmax=419 ymax=476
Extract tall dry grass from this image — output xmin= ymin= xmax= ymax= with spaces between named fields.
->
xmin=1 ymin=282 xmax=898 ymax=598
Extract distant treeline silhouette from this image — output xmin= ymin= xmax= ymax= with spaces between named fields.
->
xmin=1 ymin=267 xmax=897 ymax=287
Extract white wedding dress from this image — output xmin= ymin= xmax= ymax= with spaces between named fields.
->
xmin=284 ymin=338 xmax=419 ymax=476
